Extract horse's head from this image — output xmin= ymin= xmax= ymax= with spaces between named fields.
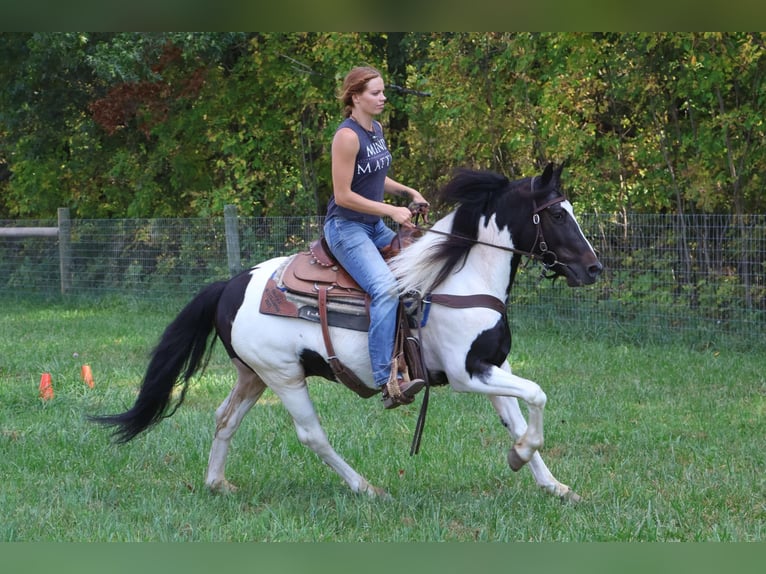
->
xmin=520 ymin=163 xmax=602 ymax=286
xmin=396 ymin=164 xmax=601 ymax=295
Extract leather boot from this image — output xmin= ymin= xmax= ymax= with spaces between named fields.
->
xmin=381 ymin=376 xmax=425 ymax=409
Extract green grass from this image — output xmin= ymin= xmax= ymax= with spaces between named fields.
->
xmin=1 ymin=296 xmax=764 ymax=541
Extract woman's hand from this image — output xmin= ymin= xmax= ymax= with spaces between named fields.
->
xmin=407 ymin=190 xmax=429 ymax=221
xmin=409 ymin=190 xmax=428 ymax=206
xmin=389 ymin=205 xmax=416 ymax=227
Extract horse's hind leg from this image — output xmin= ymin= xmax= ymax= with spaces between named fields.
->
xmin=205 ymin=358 xmax=267 ymax=493
xmin=489 ymin=395 xmax=582 ymax=503
xmin=270 ymin=383 xmax=388 ymax=498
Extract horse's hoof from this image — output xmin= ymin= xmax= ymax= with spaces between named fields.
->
xmin=507 ymin=447 xmax=526 ymax=472
xmin=560 ymin=489 xmax=583 ymax=504
xmin=368 ymin=485 xmax=392 ymax=500
xmin=207 ymin=479 xmax=238 ymax=494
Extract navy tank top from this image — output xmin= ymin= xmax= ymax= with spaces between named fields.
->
xmin=325 ymin=117 xmax=393 ymax=224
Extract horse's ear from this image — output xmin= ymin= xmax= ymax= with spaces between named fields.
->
xmin=539 ymin=162 xmax=555 ymax=187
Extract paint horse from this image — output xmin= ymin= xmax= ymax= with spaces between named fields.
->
xmin=92 ymin=163 xmax=602 ymax=502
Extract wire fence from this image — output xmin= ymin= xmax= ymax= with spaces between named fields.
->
xmin=2 ymin=213 xmax=764 ymax=347
xmin=511 ymin=213 xmax=765 ymax=347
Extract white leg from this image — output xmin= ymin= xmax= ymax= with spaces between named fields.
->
xmin=448 ymin=361 xmax=546 ymax=468
xmin=489 ymin=394 xmax=582 ymax=502
xmin=269 ymin=381 xmax=388 ymax=498
xmin=205 ymin=359 xmax=267 ymax=493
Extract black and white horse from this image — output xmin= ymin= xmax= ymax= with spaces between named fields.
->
xmin=92 ymin=163 xmax=601 ymax=501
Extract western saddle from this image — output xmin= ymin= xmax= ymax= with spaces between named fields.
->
xmin=259 ymin=229 xmax=426 ymax=399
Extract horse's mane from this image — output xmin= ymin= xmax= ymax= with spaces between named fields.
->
xmin=390 ymin=169 xmax=512 ymax=294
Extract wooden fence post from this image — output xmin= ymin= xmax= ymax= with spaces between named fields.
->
xmin=224 ymin=204 xmax=241 ymax=277
xmin=57 ymin=207 xmax=72 ymax=294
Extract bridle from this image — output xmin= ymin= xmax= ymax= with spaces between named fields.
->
xmin=409 ymin=176 xmax=568 ymax=273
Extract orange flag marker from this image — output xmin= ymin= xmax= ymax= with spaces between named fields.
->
xmin=81 ymin=364 xmax=94 ymax=388
xmin=39 ymin=373 xmax=54 ymax=400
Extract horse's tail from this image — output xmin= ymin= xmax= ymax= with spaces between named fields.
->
xmin=90 ymin=280 xmax=229 ymax=443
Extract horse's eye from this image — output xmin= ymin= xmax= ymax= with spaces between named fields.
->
xmin=550 ymin=210 xmax=564 ymax=221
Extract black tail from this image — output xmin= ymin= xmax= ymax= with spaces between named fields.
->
xmin=90 ymin=280 xmax=229 ymax=443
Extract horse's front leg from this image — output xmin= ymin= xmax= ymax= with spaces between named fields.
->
xmin=489 ymin=394 xmax=582 ymax=502
xmin=449 ymin=363 xmax=546 ymax=470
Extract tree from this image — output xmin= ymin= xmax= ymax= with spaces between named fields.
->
xmin=2 ymin=32 xmax=766 ymax=219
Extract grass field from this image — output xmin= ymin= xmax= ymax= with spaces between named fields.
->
xmin=1 ymin=295 xmax=764 ymax=541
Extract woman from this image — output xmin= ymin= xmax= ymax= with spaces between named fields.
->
xmin=323 ymin=66 xmax=428 ymax=409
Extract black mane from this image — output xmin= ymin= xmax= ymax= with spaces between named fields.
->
xmin=427 ymin=169 xmax=518 ymax=289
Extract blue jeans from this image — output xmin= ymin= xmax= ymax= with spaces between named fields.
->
xmin=323 ymin=217 xmax=398 ymax=388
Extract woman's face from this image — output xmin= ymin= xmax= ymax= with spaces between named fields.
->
xmin=355 ymin=76 xmax=386 ymax=116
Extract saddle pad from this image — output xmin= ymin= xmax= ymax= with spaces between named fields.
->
xmin=260 ymin=274 xmax=370 ymax=332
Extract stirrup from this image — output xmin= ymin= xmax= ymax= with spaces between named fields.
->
xmin=381 ymin=375 xmax=425 ymax=410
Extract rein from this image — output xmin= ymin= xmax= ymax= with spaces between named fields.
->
xmin=411 ymin=224 xmax=537 ymax=257
xmin=410 ymin=184 xmax=567 ymax=270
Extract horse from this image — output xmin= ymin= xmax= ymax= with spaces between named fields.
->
xmin=91 ymin=162 xmax=602 ymax=502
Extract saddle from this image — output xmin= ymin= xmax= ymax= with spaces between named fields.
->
xmin=282 ymin=237 xmax=369 ymax=302
xmin=259 ymin=229 xmax=426 ymax=399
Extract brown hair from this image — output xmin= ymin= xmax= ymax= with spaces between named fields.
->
xmin=338 ymin=66 xmax=382 ymax=118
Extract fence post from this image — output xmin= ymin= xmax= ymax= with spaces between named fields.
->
xmin=57 ymin=207 xmax=72 ymax=294
xmin=224 ymin=204 xmax=241 ymax=277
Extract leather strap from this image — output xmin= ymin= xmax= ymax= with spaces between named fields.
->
xmin=428 ymin=293 xmax=506 ymax=315
xmin=318 ymin=287 xmax=335 ymax=361
xmin=318 ymin=287 xmax=377 ymax=398
xmin=533 ymin=194 xmax=566 ymax=214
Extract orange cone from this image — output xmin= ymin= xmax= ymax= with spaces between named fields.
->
xmin=39 ymin=373 xmax=54 ymax=400
xmin=81 ymin=364 xmax=94 ymax=388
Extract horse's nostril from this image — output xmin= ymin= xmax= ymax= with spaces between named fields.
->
xmin=588 ymin=263 xmax=603 ymax=277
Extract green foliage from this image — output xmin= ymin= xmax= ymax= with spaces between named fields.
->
xmin=2 ymin=33 xmax=766 ymax=219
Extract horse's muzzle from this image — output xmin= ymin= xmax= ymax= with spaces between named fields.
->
xmin=564 ymin=260 xmax=602 ymax=286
